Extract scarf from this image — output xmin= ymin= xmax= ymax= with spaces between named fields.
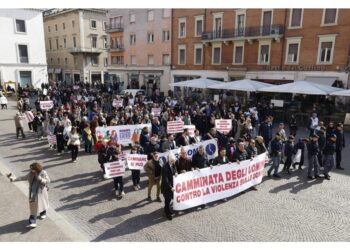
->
xmin=29 ymin=175 xmax=40 ymax=203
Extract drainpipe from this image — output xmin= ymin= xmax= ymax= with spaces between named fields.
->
xmin=279 ymin=8 xmax=288 ymax=75
xmin=203 ymin=8 xmax=207 ymax=71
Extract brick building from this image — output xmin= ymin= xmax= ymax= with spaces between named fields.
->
xmin=171 ymin=8 xmax=350 ymax=87
xmin=107 ymin=9 xmax=172 ymax=95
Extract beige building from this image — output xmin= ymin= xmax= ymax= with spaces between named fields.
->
xmin=43 ymin=8 xmax=108 ymax=84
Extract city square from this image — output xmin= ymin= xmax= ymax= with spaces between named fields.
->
xmin=1 ymin=5 xmax=350 ymax=244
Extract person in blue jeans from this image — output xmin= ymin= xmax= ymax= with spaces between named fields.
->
xmin=307 ymin=134 xmax=320 ymax=180
xmin=323 ymin=134 xmax=337 ymax=180
xmin=267 ymin=132 xmax=283 ymax=178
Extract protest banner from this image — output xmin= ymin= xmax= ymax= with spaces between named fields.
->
xmin=73 ymin=85 xmax=80 ymax=90
xmin=173 ymin=153 xmax=267 ymax=210
xmin=167 ymin=120 xmax=184 ymax=134
xmin=126 ymin=154 xmax=148 ymax=172
xmin=158 ymin=139 xmax=218 ymax=165
xmin=215 ymin=119 xmax=232 ymax=134
xmin=96 ymin=124 xmax=152 ymax=145
xmin=24 ymin=111 xmax=34 ymax=123
xmin=151 ymin=108 xmax=161 ymax=117
xmin=40 ymin=101 xmax=54 ymax=110
xmin=47 ymin=135 xmax=57 ymax=145
xmin=113 ymin=99 xmax=123 ymax=108
xmin=183 ymin=125 xmax=196 ymax=137
xmin=104 ymin=161 xmax=126 ymax=179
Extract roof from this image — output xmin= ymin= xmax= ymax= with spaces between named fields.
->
xmin=43 ymin=8 xmax=107 ymax=18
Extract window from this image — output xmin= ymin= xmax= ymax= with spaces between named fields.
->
xmin=130 ymin=34 xmax=136 ymax=45
xmin=148 ymin=55 xmax=154 ymax=65
xmin=50 ymin=58 xmax=53 ymax=64
xmin=213 ymin=13 xmax=223 ymax=38
xmin=91 ymin=37 xmax=97 ymax=48
xmin=162 ymin=30 xmax=170 ymax=42
xmin=289 ymin=9 xmax=303 ymax=28
xmin=91 ymin=56 xmax=98 ymax=65
xmin=49 ymin=39 xmax=52 ymax=50
xmin=322 ymin=9 xmax=338 ymax=25
xmin=62 ymin=22 xmax=66 ymax=30
xmin=261 ymin=10 xmax=272 ymax=35
xmin=15 ymin=19 xmax=26 ymax=33
xmin=148 ymin=10 xmax=154 ymax=21
xmin=258 ymin=43 xmax=270 ymax=64
xmin=91 ymin=20 xmax=97 ymax=29
xmin=110 ymin=16 xmax=123 ymax=29
xmin=130 ymin=13 xmax=136 ymax=23
xmin=103 ymin=37 xmax=107 ymax=49
xmin=235 ymin=10 xmax=246 ymax=36
xmin=131 ymin=55 xmax=136 ymax=65
xmin=72 ymin=20 xmax=75 ymax=28
xmin=57 ymin=58 xmax=60 ymax=65
xmin=194 ymin=44 xmax=203 ymax=65
xmin=48 ymin=26 xmax=51 ymax=32
xmin=179 ymin=18 xmax=186 ymax=38
xmin=73 ymin=37 xmax=77 ymax=48
xmin=111 ymin=56 xmax=124 ymax=65
xmin=103 ymin=21 xmax=107 ymax=31
xmin=63 ymin=38 xmax=66 ymax=48
xmin=56 ymin=38 xmax=59 ymax=49
xmin=285 ymin=38 xmax=301 ymax=64
xmin=317 ymin=35 xmax=337 ymax=64
xmin=104 ymin=57 xmax=108 ymax=66
xmin=195 ymin=16 xmax=203 ymax=37
xmin=19 ymin=71 xmax=32 ymax=86
xmin=18 ymin=45 xmax=28 ymax=63
xmin=212 ymin=45 xmax=221 ymax=64
xmin=178 ymin=45 xmax=186 ymax=65
xmin=65 ymin=58 xmax=68 ymax=65
xmin=163 ymin=9 xmax=171 ymax=18
xmin=55 ymin=24 xmax=58 ymax=31
xmin=233 ymin=43 xmax=244 ymax=64
xmin=147 ymin=33 xmax=154 ymax=43
xmin=162 ymin=54 xmax=170 ymax=65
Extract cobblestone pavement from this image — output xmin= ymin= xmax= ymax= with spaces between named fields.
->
xmin=1 ymin=99 xmax=350 ymax=242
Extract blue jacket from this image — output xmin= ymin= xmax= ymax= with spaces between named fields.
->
xmin=284 ymin=141 xmax=294 ymax=159
xmin=270 ymin=138 xmax=282 ymax=156
xmin=259 ymin=122 xmax=273 ymax=141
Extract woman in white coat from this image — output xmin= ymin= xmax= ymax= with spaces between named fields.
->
xmin=9 ymin=162 xmax=50 ymax=228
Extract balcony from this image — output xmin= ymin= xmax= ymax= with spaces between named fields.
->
xmin=108 ymin=45 xmax=124 ymax=52
xmin=106 ymin=24 xmax=124 ymax=33
xmin=68 ymin=48 xmax=103 ymax=54
xmin=202 ymin=25 xmax=284 ymax=43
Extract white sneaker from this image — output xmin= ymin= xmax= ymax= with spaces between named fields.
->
xmin=57 ymin=153 xmax=61 ymax=155
xmin=73 ymin=160 xmax=77 ymax=163
xmin=137 ymin=184 xmax=141 ymax=189
xmin=40 ymin=215 xmax=46 ymax=219
xmin=121 ymin=191 xmax=125 ymax=196
xmin=28 ymin=223 xmax=37 ymax=228
xmin=103 ymin=174 xmax=108 ymax=179
xmin=133 ymin=186 xmax=138 ymax=191
xmin=115 ymin=191 xmax=119 ymax=197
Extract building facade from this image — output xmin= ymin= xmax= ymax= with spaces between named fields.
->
xmin=107 ymin=9 xmax=172 ymax=95
xmin=43 ymin=9 xmax=108 ymax=84
xmin=0 ymin=9 xmax=48 ymax=89
xmin=171 ymin=9 xmax=350 ymax=87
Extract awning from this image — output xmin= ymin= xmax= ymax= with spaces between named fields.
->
xmin=54 ymin=68 xmax=62 ymax=74
xmin=305 ymin=76 xmax=337 ymax=87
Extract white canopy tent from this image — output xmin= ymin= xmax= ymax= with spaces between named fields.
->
xmin=259 ymin=80 xmax=342 ymax=95
xmin=208 ymin=79 xmax=274 ymax=91
xmin=169 ymin=77 xmax=224 ymax=89
xmin=330 ymin=89 xmax=350 ymax=97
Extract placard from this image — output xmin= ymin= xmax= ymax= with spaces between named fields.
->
xmin=167 ymin=120 xmax=184 ymax=134
xmin=215 ymin=119 xmax=232 ymax=134
xmin=104 ymin=161 xmax=126 ymax=178
xmin=40 ymin=101 xmax=54 ymax=110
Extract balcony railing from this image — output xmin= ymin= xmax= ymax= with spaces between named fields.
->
xmin=68 ymin=48 xmax=103 ymax=54
xmin=108 ymin=45 xmax=124 ymax=52
xmin=106 ymin=24 xmax=124 ymax=32
xmin=202 ymin=25 xmax=284 ymax=41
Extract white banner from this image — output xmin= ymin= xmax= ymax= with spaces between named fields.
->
xmin=184 ymin=125 xmax=196 ymax=137
xmin=113 ymin=99 xmax=123 ymax=108
xmin=167 ymin=120 xmax=184 ymax=134
xmin=96 ymin=124 xmax=152 ymax=145
xmin=173 ymin=153 xmax=267 ymax=211
xmin=40 ymin=101 xmax=54 ymax=110
xmin=292 ymin=149 xmax=302 ymax=164
xmin=215 ymin=119 xmax=232 ymax=134
xmin=151 ymin=108 xmax=161 ymax=116
xmin=104 ymin=161 xmax=126 ymax=179
xmin=126 ymin=154 xmax=148 ymax=172
xmin=158 ymin=139 xmax=218 ymax=165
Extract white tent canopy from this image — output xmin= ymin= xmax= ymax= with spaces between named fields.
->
xmin=208 ymin=79 xmax=274 ymax=91
xmin=259 ymin=80 xmax=342 ymax=95
xmin=330 ymin=89 xmax=350 ymax=97
xmin=169 ymin=77 xmax=224 ymax=89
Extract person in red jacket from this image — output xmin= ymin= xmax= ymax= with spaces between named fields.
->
xmin=94 ymin=134 xmax=104 ymax=153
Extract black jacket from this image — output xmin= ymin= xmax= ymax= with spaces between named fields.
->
xmin=212 ymin=155 xmax=229 ymax=165
xmin=270 ymin=138 xmax=283 ymax=156
xmin=335 ymin=129 xmax=345 ymax=150
xmin=161 ymin=163 xmax=177 ymax=198
xmin=284 ymin=141 xmax=294 ymax=159
xmin=192 ymin=152 xmax=208 ymax=169
xmin=323 ymin=140 xmax=336 ymax=155
xmin=307 ymin=141 xmax=319 ymax=156
xmin=233 ymin=150 xmax=249 ymax=162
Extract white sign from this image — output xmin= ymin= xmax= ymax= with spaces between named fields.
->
xmin=173 ymin=153 xmax=267 ymax=210
xmin=126 ymin=154 xmax=148 ymax=172
xmin=96 ymin=124 xmax=152 ymax=145
xmin=271 ymin=99 xmax=284 ymax=107
xmin=158 ymin=139 xmax=218 ymax=165
xmin=292 ymin=149 xmax=302 ymax=164
xmin=113 ymin=99 xmax=123 ymax=108
xmin=167 ymin=120 xmax=184 ymax=134
xmin=104 ymin=161 xmax=126 ymax=179
xmin=184 ymin=125 xmax=196 ymax=137
xmin=344 ymin=113 xmax=350 ymax=125
xmin=215 ymin=119 xmax=232 ymax=134
xmin=73 ymin=85 xmax=80 ymax=90
xmin=152 ymin=108 xmax=161 ymax=116
xmin=40 ymin=101 xmax=54 ymax=110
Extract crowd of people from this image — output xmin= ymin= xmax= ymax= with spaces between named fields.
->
xmin=9 ymin=81 xmax=346 ymax=221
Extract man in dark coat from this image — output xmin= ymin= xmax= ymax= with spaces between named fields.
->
xmin=192 ymin=145 xmax=209 ymax=169
xmin=307 ymin=134 xmax=320 ymax=180
xmin=316 ymin=126 xmax=326 ymax=168
xmin=283 ymin=135 xmax=295 ymax=174
xmin=139 ymin=126 xmax=150 ymax=148
xmin=233 ymin=142 xmax=250 ymax=162
xmin=259 ymin=116 xmax=273 ymax=148
xmin=161 ymin=154 xmax=177 ymax=220
xmin=323 ymin=134 xmax=337 ymax=180
xmin=335 ymin=123 xmax=345 ymax=170
xmin=267 ymin=132 xmax=283 ymax=178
